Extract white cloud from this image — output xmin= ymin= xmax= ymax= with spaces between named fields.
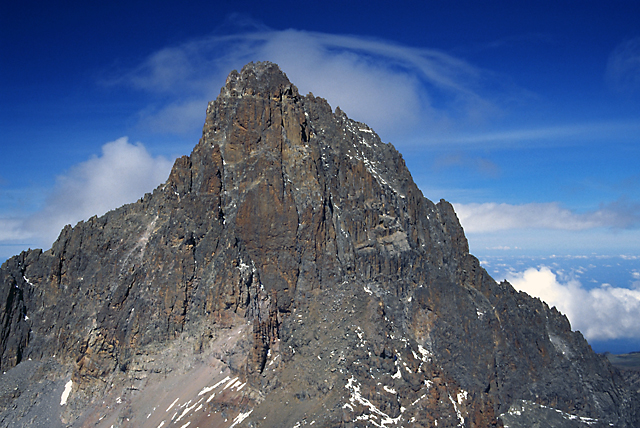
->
xmin=508 ymin=266 xmax=640 ymax=341
xmin=112 ymin=29 xmax=508 ymax=141
xmin=606 ymin=37 xmax=640 ymax=94
xmin=110 ymin=28 xmax=640 ymax=150
xmin=138 ymin=99 xmax=210 ymax=135
xmin=1 ymin=137 xmax=173 ymax=249
xmin=127 ymin=47 xmax=195 ymax=93
xmin=454 ymin=201 xmax=640 ymax=233
xmin=0 ymin=219 xmax=29 ymax=241
xmin=433 ymin=153 xmax=501 ymax=178
xmin=465 ymin=227 xmax=640 ymax=256
xmin=435 ymin=121 xmax=640 ymax=147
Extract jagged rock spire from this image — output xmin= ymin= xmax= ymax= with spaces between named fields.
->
xmin=221 ymin=61 xmax=297 ymax=99
xmin=0 ymin=62 xmax=637 ymax=428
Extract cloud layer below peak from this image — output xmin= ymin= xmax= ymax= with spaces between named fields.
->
xmin=509 ymin=266 xmax=640 ymax=341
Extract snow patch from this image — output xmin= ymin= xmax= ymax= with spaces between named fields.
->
xmin=166 ymin=397 xmax=180 ymax=412
xmin=60 ymin=380 xmax=72 ymax=405
xmin=411 ymin=393 xmax=428 ymax=406
xmin=502 ymin=400 xmax=600 ymax=426
xmin=448 ymin=392 xmax=466 ymax=427
xmin=175 ymin=398 xmax=202 ymax=423
xmin=417 ymin=344 xmax=432 ymax=362
xmin=344 ymin=376 xmax=404 ymax=427
xmin=198 ymin=385 xmax=216 ymax=396
xmin=230 ymin=409 xmax=253 ymax=428
xmin=268 ymin=354 xmax=279 ymax=367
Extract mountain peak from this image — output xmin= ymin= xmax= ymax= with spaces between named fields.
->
xmin=0 ymin=62 xmax=638 ymax=428
xmin=221 ymin=61 xmax=298 ymax=99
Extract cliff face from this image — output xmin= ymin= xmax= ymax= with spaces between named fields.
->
xmin=0 ymin=62 xmax=637 ymax=428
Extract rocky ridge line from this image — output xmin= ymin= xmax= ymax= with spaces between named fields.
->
xmin=0 ymin=62 xmax=637 ymax=427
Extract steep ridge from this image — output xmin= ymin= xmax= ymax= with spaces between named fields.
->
xmin=0 ymin=62 xmax=637 ymax=427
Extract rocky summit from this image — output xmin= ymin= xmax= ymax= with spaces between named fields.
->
xmin=0 ymin=62 xmax=638 ymax=428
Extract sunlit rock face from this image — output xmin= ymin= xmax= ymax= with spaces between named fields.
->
xmin=1 ymin=62 xmax=638 ymax=427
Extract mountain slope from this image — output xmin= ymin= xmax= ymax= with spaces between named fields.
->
xmin=1 ymin=62 xmax=637 ymax=427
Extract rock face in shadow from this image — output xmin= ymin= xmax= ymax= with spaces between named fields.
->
xmin=0 ymin=62 xmax=638 ymax=427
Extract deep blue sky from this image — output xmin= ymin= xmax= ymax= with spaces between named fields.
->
xmin=2 ymin=1 xmax=640 ymax=350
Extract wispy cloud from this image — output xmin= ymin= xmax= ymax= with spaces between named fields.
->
xmin=1 ymin=138 xmax=173 ymax=250
xmin=606 ymin=37 xmax=640 ymax=94
xmin=137 ymin=100 xmax=210 ymax=135
xmin=509 ymin=266 xmax=640 ymax=341
xmin=0 ymin=219 xmax=28 ymax=242
xmin=433 ymin=153 xmax=501 ymax=178
xmin=454 ymin=200 xmax=640 ymax=233
xmin=108 ymin=28 xmax=512 ymax=141
xmin=108 ymin=28 xmax=640 ymax=151
xmin=434 ymin=121 xmax=640 ymax=147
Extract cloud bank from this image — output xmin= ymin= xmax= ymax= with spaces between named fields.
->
xmin=3 ymin=138 xmax=173 ymax=249
xmin=454 ymin=201 xmax=640 ymax=233
xmin=509 ymin=266 xmax=640 ymax=341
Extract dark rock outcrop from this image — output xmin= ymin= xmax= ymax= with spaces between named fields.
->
xmin=1 ymin=62 xmax=637 ymax=427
